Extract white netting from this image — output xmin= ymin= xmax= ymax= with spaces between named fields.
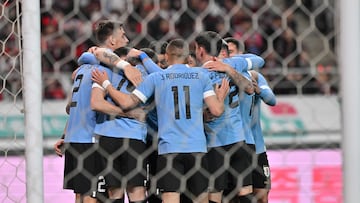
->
xmin=0 ymin=0 xmax=341 ymax=202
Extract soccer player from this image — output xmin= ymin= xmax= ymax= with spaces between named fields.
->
xmin=249 ymin=70 xmax=276 ymax=203
xmin=88 ymin=45 xmax=162 ymax=203
xmin=93 ymin=20 xmax=143 ymax=86
xmin=91 ymin=38 xmax=230 ymax=203
xmin=224 ymin=37 xmax=244 ymax=56
xmin=194 ymin=31 xmax=255 ymax=203
xmin=62 ymin=51 xmax=130 ymax=203
xmin=148 ymin=40 xmax=169 ymax=69
xmin=61 ymin=20 xmax=147 ymax=203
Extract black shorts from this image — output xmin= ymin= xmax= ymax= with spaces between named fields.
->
xmin=98 ymin=136 xmax=147 ymax=188
xmin=156 ymin=153 xmax=209 ymax=198
xmin=252 ymin=152 xmax=271 ymax=189
xmin=63 ymin=143 xmax=101 ymax=196
xmin=207 ymin=141 xmax=253 ymax=192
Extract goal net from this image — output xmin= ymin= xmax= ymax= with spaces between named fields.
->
xmin=0 ymin=0 xmax=341 ymax=202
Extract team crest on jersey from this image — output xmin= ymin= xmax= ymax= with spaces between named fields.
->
xmin=263 ymin=166 xmax=270 ymax=177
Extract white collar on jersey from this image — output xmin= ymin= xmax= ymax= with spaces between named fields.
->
xmin=167 ymin=64 xmax=190 ymax=69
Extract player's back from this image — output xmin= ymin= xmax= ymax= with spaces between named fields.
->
xmin=66 ymin=64 xmax=108 ymax=143
xmin=147 ymin=64 xmax=212 ymax=154
xmin=94 ymin=64 xmax=148 ymax=143
xmin=203 ymin=58 xmax=247 ymax=147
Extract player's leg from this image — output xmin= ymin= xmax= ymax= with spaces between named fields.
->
xmin=64 ymin=143 xmax=99 ymax=203
xmin=126 ymin=139 xmax=147 ymax=202
xmin=156 ymin=154 xmax=182 ymax=203
xmin=98 ymin=136 xmax=126 ymax=202
xmin=162 ymin=192 xmax=180 ymax=203
xmin=231 ymin=142 xmax=254 ymax=203
xmin=207 ymin=146 xmax=228 ymax=203
xmin=252 ymin=152 xmax=271 ymax=203
xmin=253 ymin=188 xmax=269 ymax=203
xmin=144 ymin=132 xmax=162 ymax=203
xmin=185 ymin=153 xmax=209 ymax=203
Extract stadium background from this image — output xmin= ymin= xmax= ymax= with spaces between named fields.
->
xmin=0 ymin=0 xmax=341 ymax=202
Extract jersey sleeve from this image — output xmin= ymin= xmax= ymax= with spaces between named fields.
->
xmin=202 ymin=71 xmax=216 ymax=98
xmin=237 ymin=53 xmax=265 ymax=69
xmin=132 ymin=73 xmax=157 ymax=103
xmin=224 ymin=57 xmax=248 ymax=73
xmin=257 ymin=73 xmax=276 ymax=106
xmin=140 ymin=53 xmax=164 ymax=73
xmin=91 ymin=65 xmax=113 ymax=90
xmin=78 ymin=52 xmax=100 ymax=65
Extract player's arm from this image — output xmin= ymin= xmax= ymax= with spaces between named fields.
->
xmin=127 ymin=48 xmax=163 ymax=73
xmin=54 ymin=121 xmax=67 ymax=157
xmin=91 ymin=84 xmax=146 ymax=122
xmin=204 ymin=78 xmax=229 ymax=116
xmin=251 ymin=71 xmax=276 ymax=106
xmin=89 ymin=46 xmax=143 ymax=86
xmin=203 ymin=59 xmax=254 ymax=94
xmin=236 ymin=53 xmax=265 ymax=69
xmin=91 ymin=69 xmax=142 ymax=110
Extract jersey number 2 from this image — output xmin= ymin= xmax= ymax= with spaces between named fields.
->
xmin=70 ymin=74 xmax=84 ymax=108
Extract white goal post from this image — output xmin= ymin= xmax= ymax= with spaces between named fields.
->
xmin=22 ymin=1 xmax=43 ymax=202
xmin=339 ymin=0 xmax=360 ymax=202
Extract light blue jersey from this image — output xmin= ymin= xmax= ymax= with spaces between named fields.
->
xmin=232 ymin=53 xmax=265 ymax=69
xmin=239 ymin=92 xmax=256 ymax=145
xmin=204 ymin=57 xmax=250 ymax=147
xmin=133 ymin=64 xmax=215 ymax=155
xmin=251 ymin=72 xmax=276 ymax=154
xmin=94 ymin=64 xmax=148 ymax=143
xmin=65 ymin=63 xmax=110 ymax=143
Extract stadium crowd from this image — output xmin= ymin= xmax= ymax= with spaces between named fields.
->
xmin=0 ymin=0 xmax=338 ymax=101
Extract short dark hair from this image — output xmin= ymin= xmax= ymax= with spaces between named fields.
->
xmin=140 ymin=48 xmax=159 ymax=64
xmin=148 ymin=41 xmax=168 ymax=54
xmin=167 ymin=39 xmax=189 ymax=57
xmin=224 ymin=37 xmax=244 ymax=53
xmin=221 ymin=39 xmax=230 ymax=56
xmin=114 ymin=46 xmax=130 ymax=58
xmin=195 ymin=31 xmax=223 ymax=57
xmin=95 ymin=20 xmax=123 ymax=44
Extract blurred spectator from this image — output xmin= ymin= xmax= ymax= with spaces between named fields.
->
xmin=44 ymin=79 xmax=66 ymax=100
xmin=0 ymin=0 xmax=339 ymax=100
xmin=272 ymin=77 xmax=298 ymax=95
xmin=148 ymin=16 xmax=170 ymax=40
xmin=261 ymin=51 xmax=282 ymax=81
xmin=302 ymin=64 xmax=338 ymax=95
xmin=273 ymin=28 xmax=297 ymax=59
xmin=233 ymin=16 xmax=266 ymax=55
xmin=47 ymin=35 xmax=71 ymax=62
xmin=175 ymin=11 xmax=195 ymax=39
xmin=264 ymin=15 xmax=282 ymax=37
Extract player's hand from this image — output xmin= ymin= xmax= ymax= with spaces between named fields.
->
xmin=203 ymin=58 xmax=230 ymax=73
xmin=124 ymin=107 xmax=146 ymax=122
xmin=92 ymin=69 xmax=109 ymax=86
xmin=54 ymin=139 xmax=64 ymax=157
xmin=203 ymin=108 xmax=215 ymax=122
xmin=252 ymin=77 xmax=260 ymax=94
xmin=89 ymin=46 xmax=119 ymax=66
xmin=215 ymin=78 xmax=230 ymax=102
xmin=123 ymin=64 xmax=143 ymax=87
xmin=127 ymin=48 xmax=143 ymax=58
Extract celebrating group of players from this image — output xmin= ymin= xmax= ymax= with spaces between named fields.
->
xmin=54 ymin=20 xmax=276 ymax=203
